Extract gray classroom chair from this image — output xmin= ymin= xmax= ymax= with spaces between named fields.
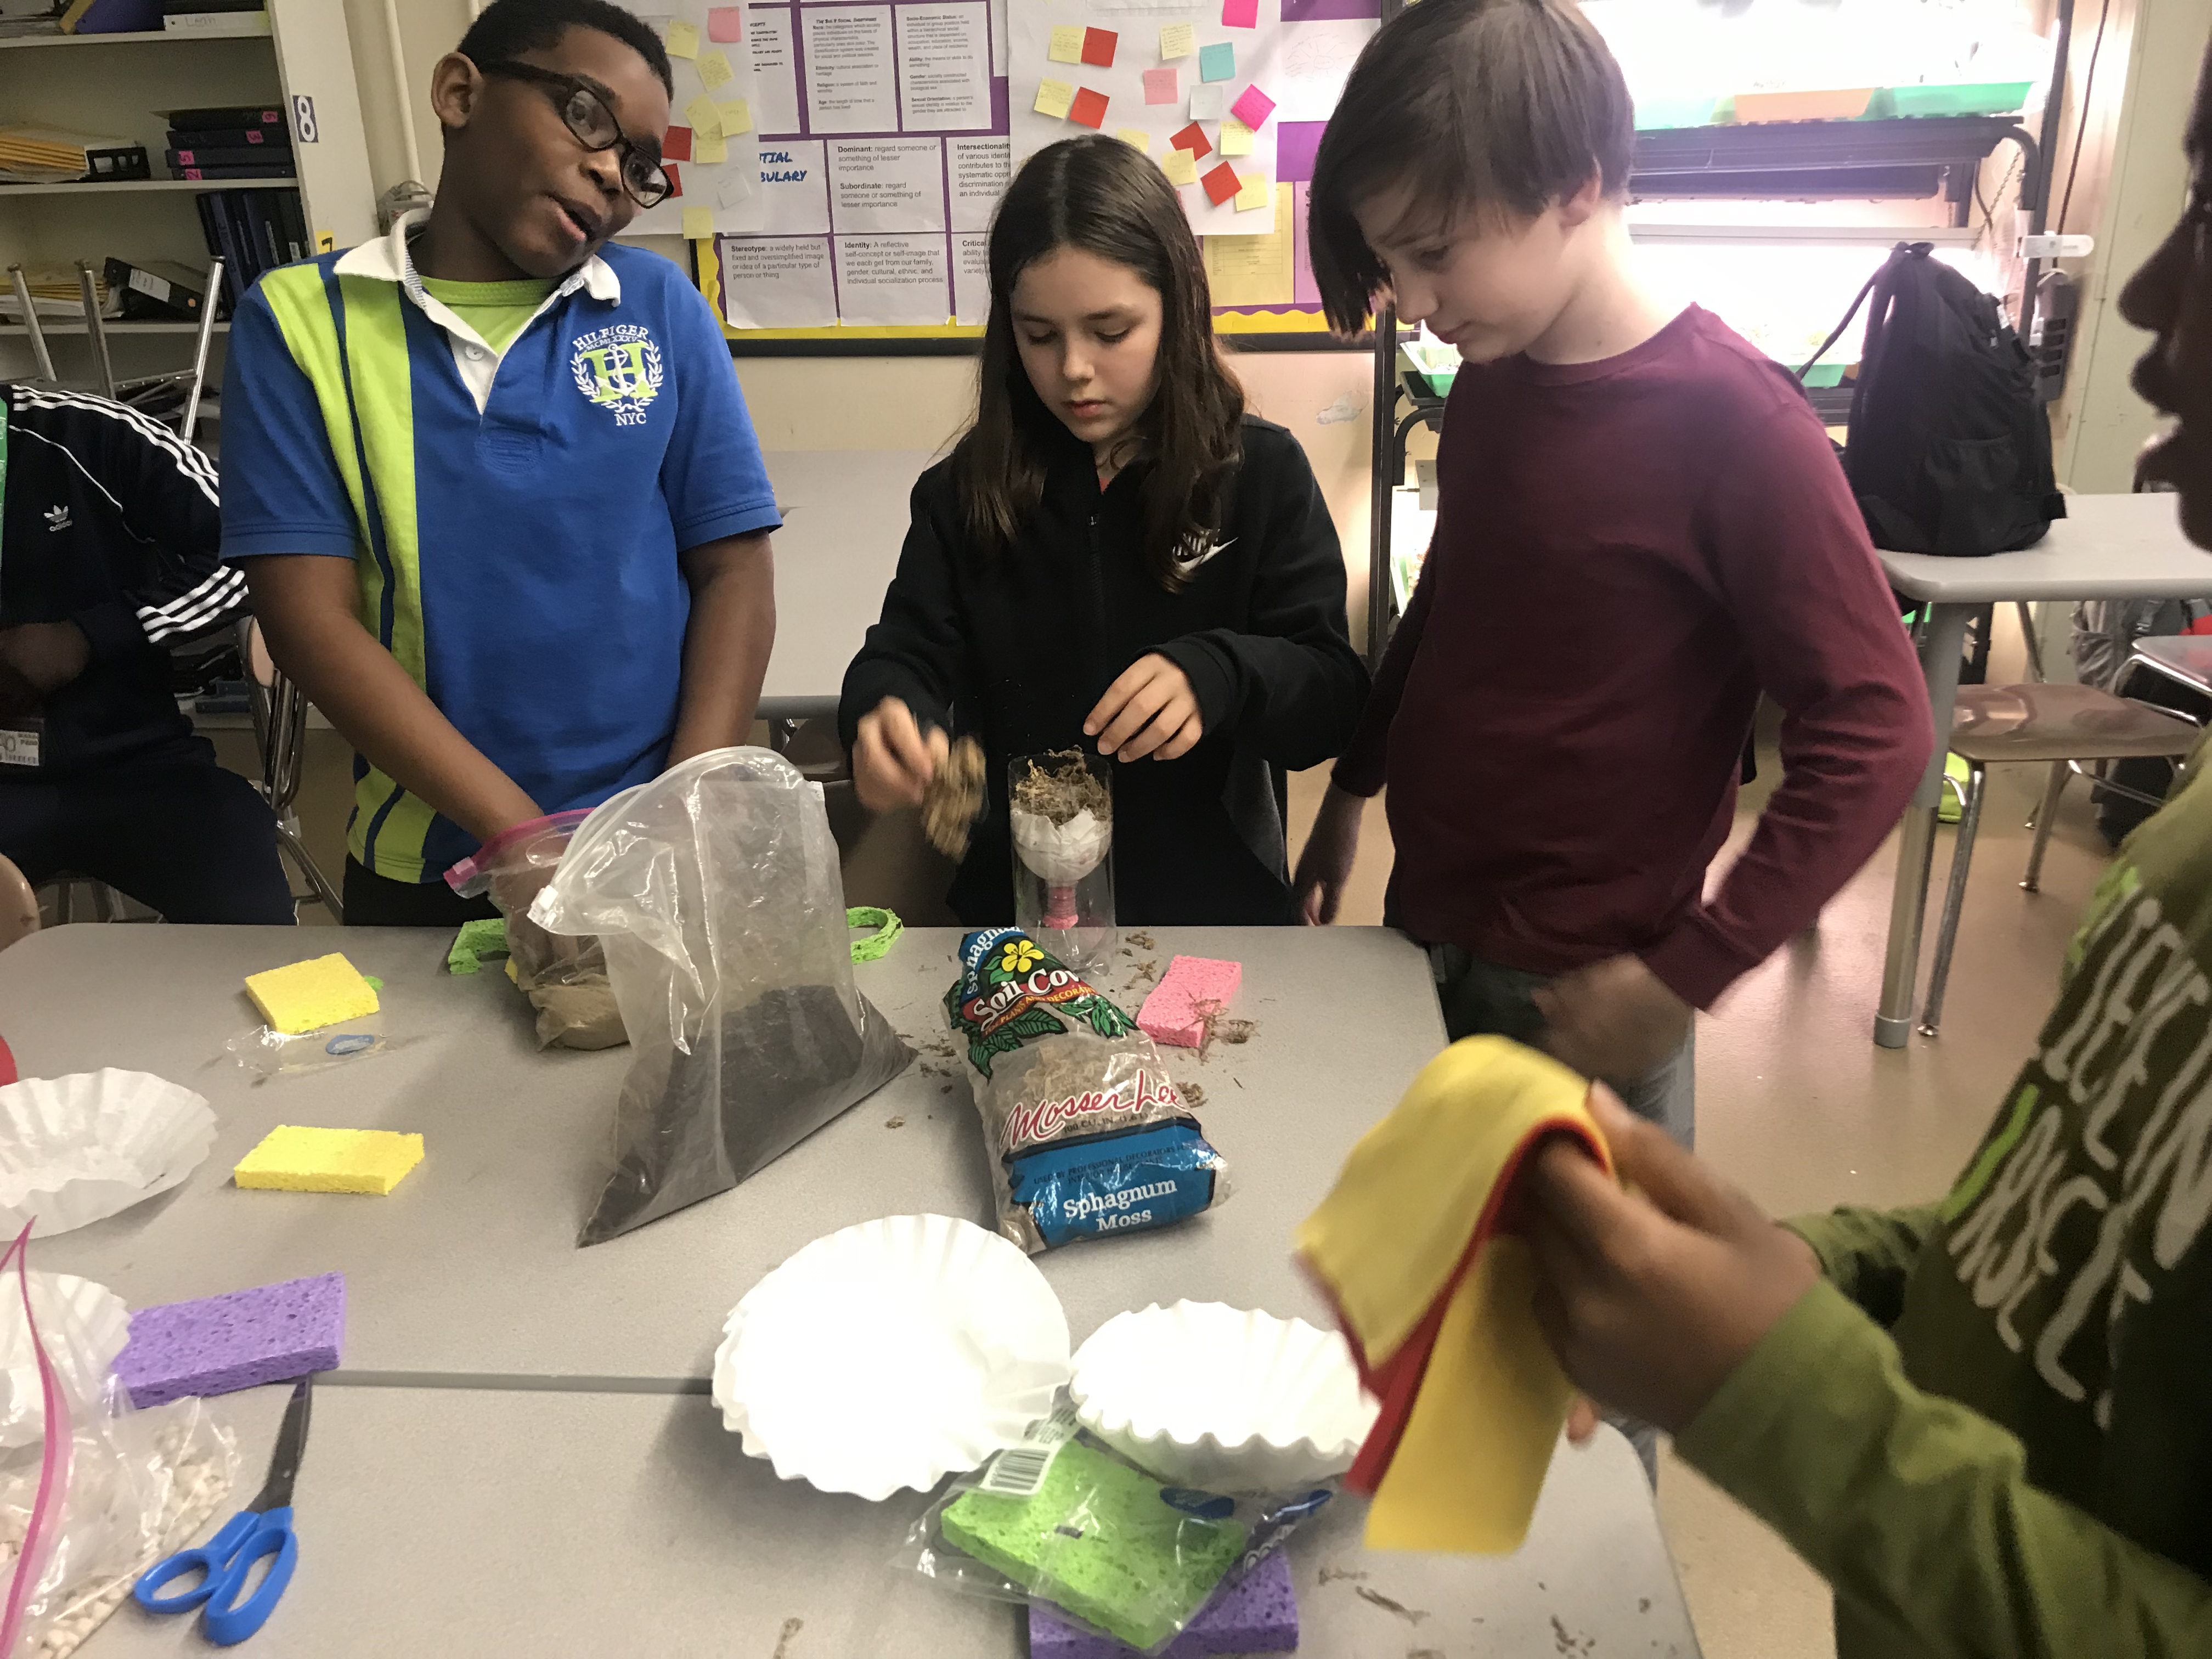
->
xmin=1919 ymin=680 xmax=2200 ymax=1037
xmin=242 ymin=618 xmax=343 ymax=922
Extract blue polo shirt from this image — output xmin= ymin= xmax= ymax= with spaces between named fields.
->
xmin=219 ymin=212 xmax=781 ymax=884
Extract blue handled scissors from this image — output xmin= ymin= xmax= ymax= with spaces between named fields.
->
xmin=134 ymin=1375 xmax=311 ymax=1646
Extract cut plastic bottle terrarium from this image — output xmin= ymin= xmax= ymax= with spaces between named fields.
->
xmin=1008 ymin=749 xmax=1116 ymax=972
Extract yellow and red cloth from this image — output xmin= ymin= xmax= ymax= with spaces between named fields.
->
xmin=1295 ymin=1037 xmax=1611 ymax=1553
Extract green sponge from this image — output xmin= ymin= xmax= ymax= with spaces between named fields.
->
xmin=942 ymin=1439 xmax=1244 ymax=1651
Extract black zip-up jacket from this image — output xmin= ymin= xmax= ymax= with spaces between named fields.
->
xmin=0 ymin=385 xmax=238 ymax=776
xmin=839 ymin=414 xmax=1369 ymax=926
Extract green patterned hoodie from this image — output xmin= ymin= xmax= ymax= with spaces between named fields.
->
xmin=1678 ymin=766 xmax=2212 ymax=1658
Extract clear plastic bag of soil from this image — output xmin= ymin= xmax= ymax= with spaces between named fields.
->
xmin=532 ymin=749 xmax=914 ymax=1245
xmin=446 ymin=810 xmax=627 ymax=1051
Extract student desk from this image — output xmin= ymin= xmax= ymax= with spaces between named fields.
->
xmin=7 ymin=924 xmax=1702 ymax=1656
xmin=81 ymin=1385 xmax=1700 ymax=1658
xmin=1872 ymin=492 xmax=2212 ymax=1047
xmin=758 ymin=448 xmax=940 ymax=727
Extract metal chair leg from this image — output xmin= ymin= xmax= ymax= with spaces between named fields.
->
xmin=1919 ymin=759 xmax=1987 ymax=1039
xmin=2022 ymin=762 xmax=2069 ymax=893
xmin=275 ymin=819 xmax=344 ymax=923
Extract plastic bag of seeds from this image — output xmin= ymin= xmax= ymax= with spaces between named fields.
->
xmin=534 ymin=749 xmax=913 ymax=1245
xmin=946 ymin=928 xmax=1229 ymax=1252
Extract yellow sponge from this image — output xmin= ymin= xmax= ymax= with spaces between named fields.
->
xmin=245 ymin=953 xmax=380 ymax=1035
xmin=234 ymin=1126 xmax=424 ymax=1194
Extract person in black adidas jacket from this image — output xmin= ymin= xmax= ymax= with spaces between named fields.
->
xmin=840 ymin=137 xmax=1368 ymax=926
xmin=0 ymin=385 xmax=292 ymax=923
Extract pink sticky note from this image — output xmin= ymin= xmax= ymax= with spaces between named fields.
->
xmin=707 ymin=5 xmax=745 ymax=40
xmin=1229 ymin=83 xmax=1275 ymax=129
xmin=1142 ymin=66 xmax=1178 ymax=105
xmin=1222 ymin=0 xmax=1258 ymax=27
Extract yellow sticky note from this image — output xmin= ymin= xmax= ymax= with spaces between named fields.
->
xmin=664 ymin=18 xmax=699 ymax=57
xmin=697 ymin=48 xmax=733 ymax=89
xmin=1048 ymin=24 xmax=1084 ymax=62
xmin=695 ymin=129 xmax=727 ymax=162
xmin=1159 ymin=20 xmax=1195 ymax=57
xmin=1235 ymin=167 xmax=1268 ymax=210
xmin=1161 ymin=144 xmax=1197 ymax=185
xmin=1220 ymin=116 xmax=1254 ymax=155
xmin=685 ymin=93 xmax=723 ymax=137
xmin=1034 ymin=77 xmax=1075 ymax=119
xmin=1115 ymin=127 xmax=1150 ymax=150
xmin=716 ymin=98 xmax=753 ymax=134
xmin=682 ymin=206 xmax=715 ymax=239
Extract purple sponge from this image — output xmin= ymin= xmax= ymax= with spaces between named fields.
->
xmin=116 ymin=1273 xmax=346 ymax=1408
xmin=1029 ymin=1549 xmax=1297 ymax=1658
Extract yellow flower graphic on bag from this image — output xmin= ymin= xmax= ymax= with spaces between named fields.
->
xmin=1000 ymin=939 xmax=1045 ymax=976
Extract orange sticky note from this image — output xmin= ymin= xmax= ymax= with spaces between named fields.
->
xmin=1068 ymin=86 xmax=1109 ymax=128
xmin=1170 ymin=120 xmax=1211 ymax=159
xmin=1081 ymin=26 xmax=1117 ymax=66
xmin=662 ymin=124 xmax=693 ymax=162
xmin=1201 ymin=161 xmax=1239 ymax=205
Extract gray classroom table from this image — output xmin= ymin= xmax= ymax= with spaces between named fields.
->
xmin=757 ymin=448 xmax=939 ymax=726
xmin=82 ymin=1385 xmax=1695 ymax=1659
xmin=1872 ymin=492 xmax=2212 ymax=1048
xmin=10 ymin=924 xmax=1703 ymax=1657
xmin=15 ymin=925 xmax=1435 ymax=1381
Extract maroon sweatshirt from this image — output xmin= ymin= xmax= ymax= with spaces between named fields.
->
xmin=1336 ymin=306 xmax=1932 ymax=1011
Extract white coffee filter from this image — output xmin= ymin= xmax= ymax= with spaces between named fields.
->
xmin=0 ymin=1070 xmax=217 ymax=1238
xmin=713 ymin=1214 xmax=1071 ymax=1500
xmin=1070 ymin=1301 xmax=1379 ymax=1492
xmin=1011 ymin=808 xmax=1111 ymax=885
xmin=0 ymin=1272 xmax=129 ymax=1446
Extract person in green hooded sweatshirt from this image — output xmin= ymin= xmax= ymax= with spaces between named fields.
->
xmin=1516 ymin=41 xmax=2212 ymax=1657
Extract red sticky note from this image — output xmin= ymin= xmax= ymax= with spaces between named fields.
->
xmin=1229 ymin=83 xmax=1275 ymax=129
xmin=662 ymin=124 xmax=693 ymax=162
xmin=1069 ymin=86 xmax=1110 ymax=129
xmin=707 ymin=5 xmax=745 ymax=40
xmin=1081 ymin=26 xmax=1117 ymax=67
xmin=663 ymin=161 xmax=683 ymax=197
xmin=1201 ymin=162 xmax=1240 ymax=205
xmin=1222 ymin=0 xmax=1257 ymax=26
xmin=1170 ymin=120 xmax=1212 ymax=159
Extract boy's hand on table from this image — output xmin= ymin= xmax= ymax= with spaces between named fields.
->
xmin=1525 ymin=1086 xmax=1823 ymax=1436
xmin=1087 ymin=654 xmax=1203 ymax=762
xmin=854 ymin=697 xmax=947 ymax=812
xmin=1534 ymin=955 xmax=1691 ymax=1083
xmin=1293 ymin=783 xmax=1364 ymax=925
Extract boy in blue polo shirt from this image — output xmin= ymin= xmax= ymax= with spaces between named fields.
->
xmin=222 ymin=0 xmax=780 ymax=924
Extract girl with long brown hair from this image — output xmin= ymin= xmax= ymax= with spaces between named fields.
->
xmin=839 ymin=134 xmax=1368 ymax=926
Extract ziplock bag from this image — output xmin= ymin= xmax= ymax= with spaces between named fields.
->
xmin=0 ymin=1231 xmax=239 ymax=1659
xmin=447 ymin=810 xmax=627 ymax=1051
xmin=898 ymin=1420 xmax=1331 ymax=1658
xmin=534 ymin=748 xmax=914 ymax=1245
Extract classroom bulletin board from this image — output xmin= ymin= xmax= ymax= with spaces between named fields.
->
xmin=658 ymin=0 xmax=1375 ymax=342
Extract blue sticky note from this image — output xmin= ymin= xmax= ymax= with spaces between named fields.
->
xmin=1199 ymin=41 xmax=1234 ymax=82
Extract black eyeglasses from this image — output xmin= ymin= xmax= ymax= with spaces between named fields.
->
xmin=477 ymin=59 xmax=673 ymax=209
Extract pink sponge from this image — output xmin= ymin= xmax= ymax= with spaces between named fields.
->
xmin=115 ymin=1273 xmax=346 ymax=1407
xmin=1138 ymin=956 xmax=1243 ymax=1049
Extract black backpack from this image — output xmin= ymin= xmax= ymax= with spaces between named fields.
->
xmin=1808 ymin=241 xmax=2065 ymax=556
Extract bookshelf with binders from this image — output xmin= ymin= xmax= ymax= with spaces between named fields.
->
xmin=0 ymin=0 xmax=373 ymax=418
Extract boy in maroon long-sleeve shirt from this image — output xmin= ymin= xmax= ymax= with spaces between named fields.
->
xmin=1294 ymin=0 xmax=1931 ymax=1147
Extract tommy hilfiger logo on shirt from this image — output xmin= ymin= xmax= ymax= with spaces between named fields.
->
xmin=570 ymin=324 xmax=663 ymax=427
xmin=43 ymin=504 xmax=69 ymax=531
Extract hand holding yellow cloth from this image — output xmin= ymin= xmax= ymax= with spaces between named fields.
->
xmin=1295 ymin=1036 xmax=1610 ymax=1553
